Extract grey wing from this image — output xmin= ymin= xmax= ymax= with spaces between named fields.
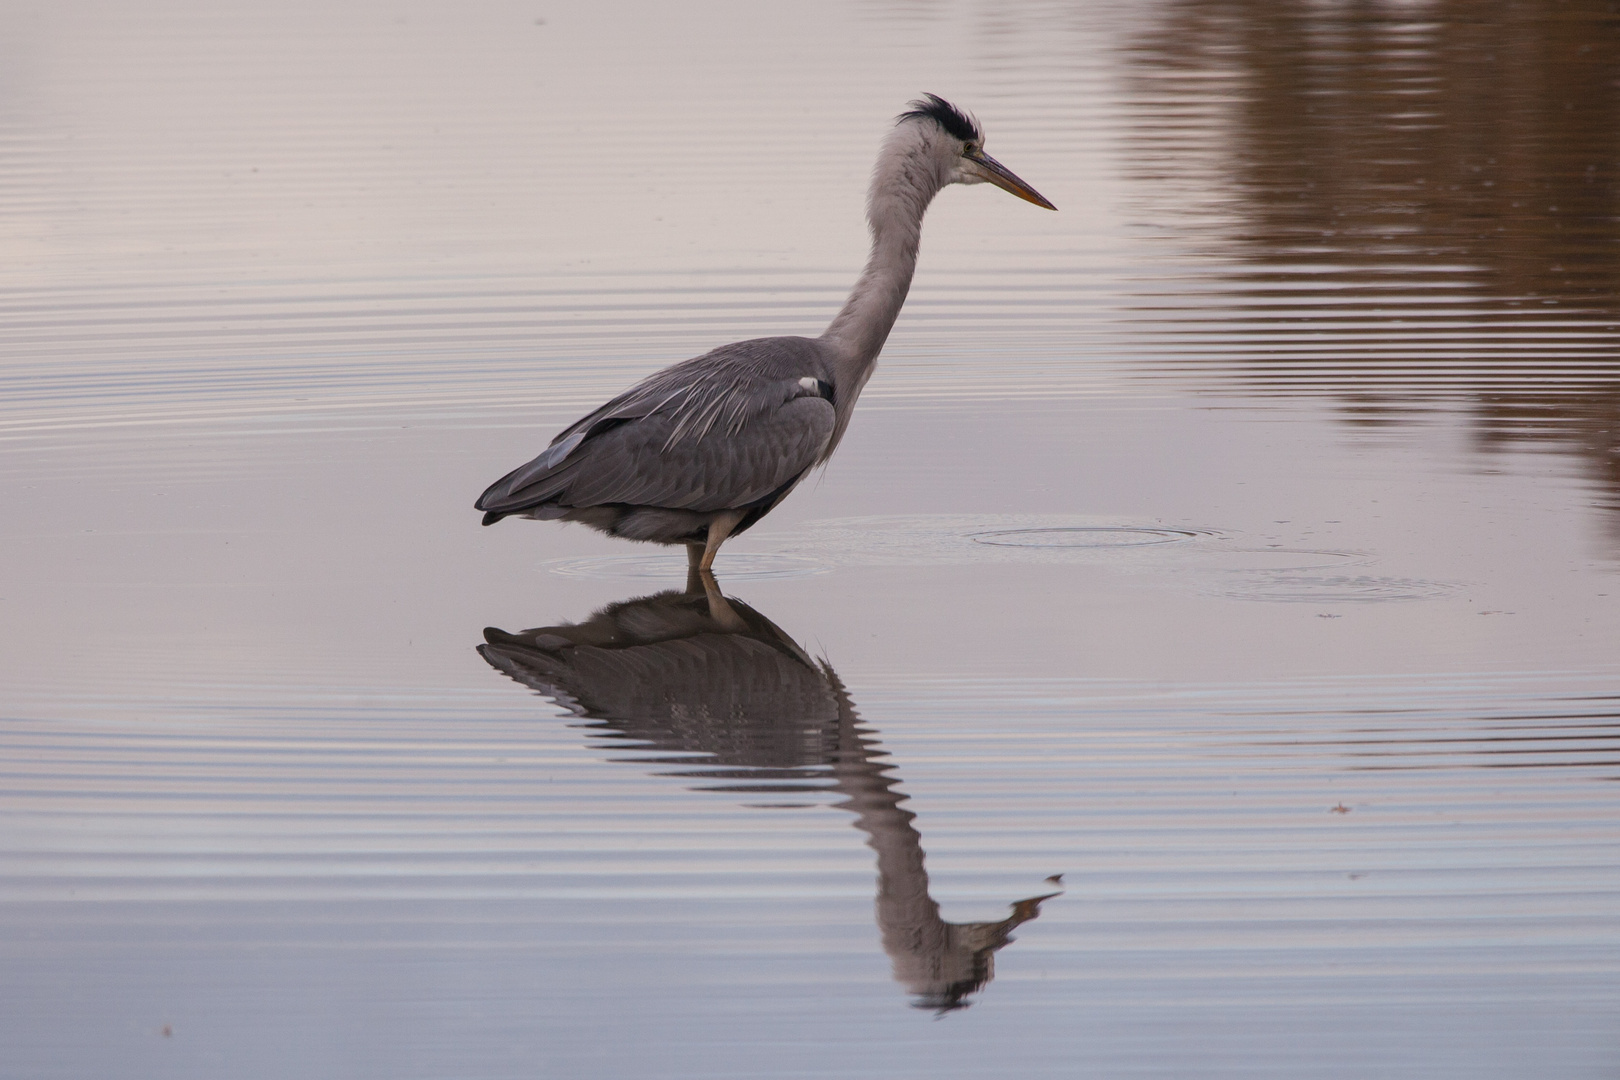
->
xmin=558 ymin=396 xmax=833 ymax=511
xmin=476 ymin=337 xmax=836 ymax=516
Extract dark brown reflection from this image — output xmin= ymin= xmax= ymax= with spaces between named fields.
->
xmin=477 ymin=574 xmax=1058 ymax=1013
xmin=1124 ymin=1 xmax=1620 ymax=522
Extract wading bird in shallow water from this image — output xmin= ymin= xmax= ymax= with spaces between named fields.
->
xmin=476 ymin=95 xmax=1055 ymax=571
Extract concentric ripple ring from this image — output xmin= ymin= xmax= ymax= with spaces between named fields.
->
xmin=969 ymin=526 xmax=1204 ymax=549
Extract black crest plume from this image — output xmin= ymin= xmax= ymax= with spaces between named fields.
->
xmin=898 ymin=93 xmax=981 ymax=143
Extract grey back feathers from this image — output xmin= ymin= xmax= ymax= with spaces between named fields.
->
xmin=477 ymin=336 xmax=838 ymax=531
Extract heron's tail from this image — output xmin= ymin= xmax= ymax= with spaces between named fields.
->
xmin=475 ymin=455 xmax=572 ymax=521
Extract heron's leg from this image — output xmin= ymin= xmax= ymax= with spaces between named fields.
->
xmin=697 ymin=510 xmax=746 ymax=573
xmin=684 ymin=543 xmax=705 ymax=594
xmin=695 ymin=568 xmax=746 ymax=632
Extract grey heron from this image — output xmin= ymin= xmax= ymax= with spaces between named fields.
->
xmin=476 ymin=95 xmax=1055 ymax=571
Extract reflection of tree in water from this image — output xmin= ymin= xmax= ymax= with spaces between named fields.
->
xmin=1125 ymin=1 xmax=1620 ymax=520
xmin=478 ymin=579 xmax=1057 ymax=1013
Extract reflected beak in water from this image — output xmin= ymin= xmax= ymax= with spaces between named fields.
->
xmin=967 ymin=149 xmax=1057 ymax=210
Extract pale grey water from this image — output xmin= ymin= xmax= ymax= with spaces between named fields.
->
xmin=2 ymin=2 xmax=1618 ymax=1077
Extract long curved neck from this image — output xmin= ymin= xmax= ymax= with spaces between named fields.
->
xmin=821 ymin=127 xmax=946 ymax=415
xmin=821 ymin=667 xmax=1048 ymax=1011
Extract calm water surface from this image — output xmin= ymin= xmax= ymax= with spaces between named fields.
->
xmin=2 ymin=2 xmax=1618 ymax=1077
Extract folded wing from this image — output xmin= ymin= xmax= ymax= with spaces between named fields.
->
xmin=476 ymin=337 xmax=836 ymax=520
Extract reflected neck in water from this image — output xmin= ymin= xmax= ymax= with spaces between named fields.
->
xmin=479 ymin=581 xmax=1058 ymax=1012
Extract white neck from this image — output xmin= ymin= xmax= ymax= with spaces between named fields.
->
xmin=819 ymin=124 xmax=948 ymax=435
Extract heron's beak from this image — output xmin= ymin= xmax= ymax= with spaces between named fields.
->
xmin=968 ymin=150 xmax=1057 ymax=210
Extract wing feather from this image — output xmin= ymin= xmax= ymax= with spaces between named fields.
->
xmin=561 ymin=397 xmax=833 ymax=511
xmin=475 ymin=336 xmax=837 ymax=516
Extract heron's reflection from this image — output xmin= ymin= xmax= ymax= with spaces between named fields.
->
xmin=478 ymin=572 xmax=1057 ymax=1012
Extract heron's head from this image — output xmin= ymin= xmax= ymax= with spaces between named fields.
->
xmin=896 ymin=94 xmax=1056 ymax=210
